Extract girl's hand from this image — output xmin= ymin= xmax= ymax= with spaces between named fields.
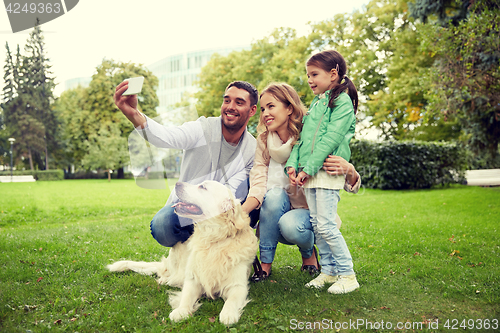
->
xmin=296 ymin=171 xmax=310 ymax=186
xmin=287 ymin=167 xmax=297 ymax=186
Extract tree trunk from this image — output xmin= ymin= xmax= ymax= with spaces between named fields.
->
xmin=118 ymin=167 xmax=124 ymax=179
xmin=28 ymin=147 xmax=34 ymax=171
xmin=45 ymin=141 xmax=49 ymax=170
xmin=107 ymin=169 xmax=111 ymax=182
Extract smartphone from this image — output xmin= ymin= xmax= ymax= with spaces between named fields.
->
xmin=123 ymin=76 xmax=144 ymax=95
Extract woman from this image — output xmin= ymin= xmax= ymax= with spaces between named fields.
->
xmin=241 ymin=83 xmax=360 ymax=282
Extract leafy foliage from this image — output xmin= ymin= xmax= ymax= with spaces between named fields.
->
xmin=1 ymin=24 xmax=58 ymax=170
xmin=344 ymin=0 xmax=433 ymax=140
xmin=81 ymin=124 xmax=129 ymax=181
xmin=34 ymin=169 xmax=64 ymax=180
xmin=53 ymin=59 xmax=159 ymax=175
xmin=408 ymin=0 xmax=470 ymax=25
xmin=418 ymin=2 xmax=500 ymax=167
xmin=194 ymin=1 xmax=439 ymax=140
xmin=350 ymin=139 xmax=467 ymax=189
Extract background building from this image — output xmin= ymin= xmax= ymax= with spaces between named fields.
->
xmin=64 ymin=77 xmax=92 ymax=91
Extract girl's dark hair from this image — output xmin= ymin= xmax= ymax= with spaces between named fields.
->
xmin=306 ymin=50 xmax=358 ymax=114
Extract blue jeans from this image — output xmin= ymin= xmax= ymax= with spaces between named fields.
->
xmin=304 ymin=188 xmax=354 ymax=276
xmin=150 ymin=197 xmax=260 ymax=248
xmin=259 ymin=188 xmax=315 ymax=264
xmin=150 ymin=205 xmax=194 ymax=247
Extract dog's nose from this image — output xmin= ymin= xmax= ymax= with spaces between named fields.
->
xmin=175 ymin=182 xmax=184 ymax=191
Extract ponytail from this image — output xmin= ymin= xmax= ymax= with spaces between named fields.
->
xmin=328 ymin=75 xmax=358 ymax=114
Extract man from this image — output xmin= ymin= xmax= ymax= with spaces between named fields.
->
xmin=114 ymin=80 xmax=258 ymax=248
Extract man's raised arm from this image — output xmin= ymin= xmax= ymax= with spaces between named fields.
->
xmin=114 ymin=81 xmax=147 ymax=129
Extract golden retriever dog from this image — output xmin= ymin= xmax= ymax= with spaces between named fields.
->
xmin=107 ymin=180 xmax=258 ymax=325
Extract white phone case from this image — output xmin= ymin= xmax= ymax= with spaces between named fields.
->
xmin=123 ymin=76 xmax=144 ymax=95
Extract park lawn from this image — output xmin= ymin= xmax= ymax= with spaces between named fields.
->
xmin=0 ymin=179 xmax=498 ymax=332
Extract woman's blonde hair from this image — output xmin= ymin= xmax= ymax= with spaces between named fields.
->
xmin=257 ymin=82 xmax=307 ymax=144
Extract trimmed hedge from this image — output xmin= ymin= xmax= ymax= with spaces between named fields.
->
xmin=0 ymin=169 xmax=64 ymax=181
xmin=0 ymin=170 xmax=33 ymax=176
xmin=64 ymin=171 xmax=134 ymax=180
xmin=35 ymin=170 xmax=64 ymax=181
xmin=350 ymin=140 xmax=467 ymax=190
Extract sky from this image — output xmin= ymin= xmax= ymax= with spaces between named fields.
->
xmin=0 ymin=0 xmax=369 ymax=97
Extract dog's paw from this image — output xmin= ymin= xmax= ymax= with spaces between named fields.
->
xmin=219 ymin=308 xmax=240 ymax=326
xmin=169 ymin=308 xmax=191 ymax=322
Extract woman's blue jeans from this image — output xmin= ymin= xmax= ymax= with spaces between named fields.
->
xmin=258 ymin=188 xmax=315 ymax=264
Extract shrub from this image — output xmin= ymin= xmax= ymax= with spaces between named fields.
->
xmin=0 ymin=170 xmax=34 ymax=176
xmin=350 ymin=140 xmax=467 ymax=190
xmin=0 ymin=170 xmax=65 ymax=181
xmin=34 ymin=170 xmax=64 ymax=181
xmin=64 ymin=170 xmax=135 ymax=180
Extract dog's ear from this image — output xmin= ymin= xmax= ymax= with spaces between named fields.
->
xmin=220 ymin=197 xmax=234 ymax=213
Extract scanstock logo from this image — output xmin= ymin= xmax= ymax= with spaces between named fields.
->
xmin=4 ymin=0 xmax=79 ymax=33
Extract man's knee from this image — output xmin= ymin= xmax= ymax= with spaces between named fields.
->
xmin=150 ymin=206 xmax=193 ymax=247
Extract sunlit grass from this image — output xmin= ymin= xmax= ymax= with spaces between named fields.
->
xmin=1 ymin=180 xmax=499 ymax=332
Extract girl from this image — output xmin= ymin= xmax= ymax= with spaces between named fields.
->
xmin=285 ymin=50 xmax=359 ymax=294
xmin=242 ymin=82 xmax=361 ymax=282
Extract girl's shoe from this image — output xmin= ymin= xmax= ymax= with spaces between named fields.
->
xmin=327 ymin=274 xmax=359 ymax=294
xmin=305 ymin=273 xmax=338 ymax=288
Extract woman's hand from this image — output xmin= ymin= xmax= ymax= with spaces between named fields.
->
xmin=241 ymin=197 xmax=259 ymax=214
xmin=287 ymin=167 xmax=297 ymax=186
xmin=322 ymin=155 xmax=359 ymax=186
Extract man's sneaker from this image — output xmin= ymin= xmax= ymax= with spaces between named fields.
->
xmin=305 ymin=273 xmax=338 ymax=288
xmin=327 ymin=274 xmax=359 ymax=294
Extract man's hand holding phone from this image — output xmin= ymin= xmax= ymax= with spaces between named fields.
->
xmin=114 ymin=77 xmax=146 ymax=129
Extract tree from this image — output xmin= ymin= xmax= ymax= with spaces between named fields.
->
xmin=1 ymin=24 xmax=58 ymax=171
xmin=317 ymin=0 xmax=436 ymax=140
xmin=1 ymin=42 xmax=16 ymax=166
xmin=409 ymin=0 xmax=471 ymax=26
xmin=193 ymin=0 xmax=496 ymax=151
xmin=23 ymin=23 xmax=58 ymax=170
xmin=2 ymin=44 xmax=43 ymax=170
xmin=51 ymin=86 xmax=87 ymax=170
xmin=81 ymin=123 xmax=128 ymax=181
xmin=418 ymin=1 xmax=500 ymax=167
xmin=195 ymin=1 xmax=440 ymax=140
xmin=53 ymin=59 xmax=159 ymax=177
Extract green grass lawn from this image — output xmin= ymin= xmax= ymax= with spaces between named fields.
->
xmin=1 ymin=180 xmax=499 ymax=332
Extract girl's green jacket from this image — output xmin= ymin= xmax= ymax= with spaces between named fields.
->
xmin=285 ymin=91 xmax=356 ymax=177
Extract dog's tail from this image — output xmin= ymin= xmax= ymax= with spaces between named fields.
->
xmin=106 ymin=259 xmax=165 ymax=276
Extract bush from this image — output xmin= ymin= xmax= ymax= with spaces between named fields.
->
xmin=0 ymin=170 xmax=34 ymax=176
xmin=65 ymin=171 xmax=107 ymax=180
xmin=465 ymin=148 xmax=500 ymax=170
xmin=64 ymin=170 xmax=135 ymax=180
xmin=34 ymin=170 xmax=64 ymax=181
xmin=0 ymin=169 xmax=65 ymax=181
xmin=350 ymin=140 xmax=467 ymax=190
